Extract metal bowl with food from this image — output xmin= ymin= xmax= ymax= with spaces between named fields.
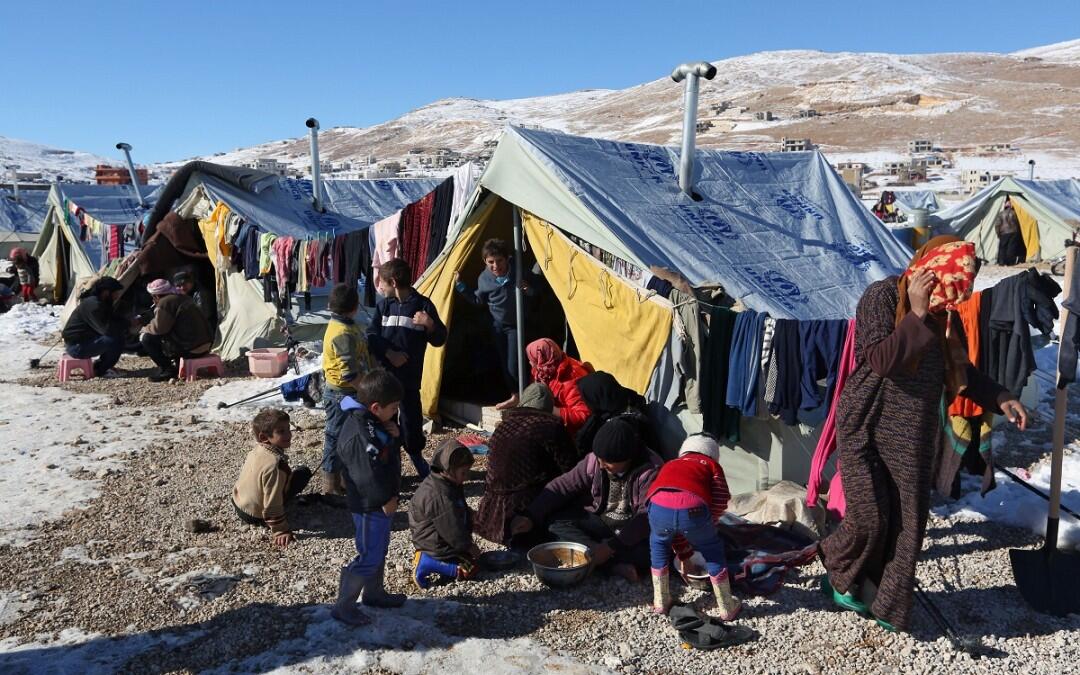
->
xmin=674 ymin=551 xmax=711 ymax=588
xmin=527 ymin=542 xmax=593 ymax=588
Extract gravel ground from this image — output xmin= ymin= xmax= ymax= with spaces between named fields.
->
xmin=1 ymin=348 xmax=1079 ymax=674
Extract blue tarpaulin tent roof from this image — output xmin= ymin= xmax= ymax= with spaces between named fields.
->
xmin=891 ymin=189 xmax=940 ymax=214
xmin=0 ymin=189 xmax=49 ymax=234
xmin=478 ymin=126 xmax=912 ymax=320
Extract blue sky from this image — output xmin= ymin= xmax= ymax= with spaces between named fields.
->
xmin=2 ymin=1 xmax=1076 ymax=162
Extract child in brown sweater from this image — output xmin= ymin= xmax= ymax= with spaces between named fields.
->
xmin=231 ymin=409 xmax=312 ymax=547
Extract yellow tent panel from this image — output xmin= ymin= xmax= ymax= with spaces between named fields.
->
xmin=418 ymin=196 xmax=500 ymax=416
xmin=1012 ymin=199 xmax=1041 ymax=262
xmin=523 ymin=211 xmax=671 ymax=394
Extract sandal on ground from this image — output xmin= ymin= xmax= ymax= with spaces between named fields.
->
xmin=678 ymin=617 xmax=757 ymax=651
xmin=820 ymin=576 xmax=870 ymax=617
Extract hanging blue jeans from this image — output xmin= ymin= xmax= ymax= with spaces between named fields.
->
xmin=648 ymin=503 xmax=727 ymax=577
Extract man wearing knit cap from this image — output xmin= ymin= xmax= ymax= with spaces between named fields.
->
xmin=511 ymin=417 xmax=663 ymax=582
xmin=645 ymin=434 xmax=740 ymax=619
xmin=139 ymin=278 xmax=213 ymax=382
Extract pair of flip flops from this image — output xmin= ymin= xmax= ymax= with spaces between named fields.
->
xmin=669 ymin=605 xmax=757 ymax=651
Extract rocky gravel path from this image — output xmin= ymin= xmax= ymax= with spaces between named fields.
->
xmin=0 ymin=353 xmax=1078 ymax=674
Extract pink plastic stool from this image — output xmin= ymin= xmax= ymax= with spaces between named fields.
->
xmin=57 ymin=354 xmax=95 ymax=382
xmin=178 ymin=354 xmax=225 ymax=382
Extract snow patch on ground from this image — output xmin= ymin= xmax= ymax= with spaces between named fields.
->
xmin=0 ymin=303 xmax=61 ymax=380
xmin=0 ymin=600 xmax=608 ymax=675
xmin=197 ymin=354 xmax=323 ymax=423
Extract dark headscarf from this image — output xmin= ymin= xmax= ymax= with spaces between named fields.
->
xmin=591 ymin=418 xmax=640 ymax=463
xmin=575 ymin=372 xmax=646 ymax=453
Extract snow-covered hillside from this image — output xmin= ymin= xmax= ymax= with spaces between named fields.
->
xmin=0 ymin=136 xmax=111 ymax=183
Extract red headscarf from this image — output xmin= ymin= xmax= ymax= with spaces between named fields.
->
xmin=526 ymin=338 xmax=564 ymax=384
xmin=895 ymin=235 xmax=977 ymax=398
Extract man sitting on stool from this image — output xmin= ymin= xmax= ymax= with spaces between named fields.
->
xmin=140 ymin=278 xmax=213 ymax=382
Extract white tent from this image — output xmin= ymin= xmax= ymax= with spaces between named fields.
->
xmin=417 ymin=127 xmax=912 ymax=493
xmin=930 ymin=177 xmax=1080 ymax=262
xmin=33 ymin=183 xmax=159 ymax=300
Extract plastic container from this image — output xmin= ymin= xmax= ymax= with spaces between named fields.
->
xmin=247 ymin=348 xmax=289 ymax=378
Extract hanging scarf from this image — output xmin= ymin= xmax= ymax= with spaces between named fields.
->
xmin=526 ymin=338 xmax=564 ymax=384
xmin=895 ymin=236 xmax=977 ymax=400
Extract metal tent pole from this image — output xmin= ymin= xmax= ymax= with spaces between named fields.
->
xmin=512 ymin=207 xmax=526 ymax=398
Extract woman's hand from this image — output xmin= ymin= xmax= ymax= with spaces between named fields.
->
xmin=1000 ymin=399 xmax=1029 ymax=431
xmin=907 ymin=269 xmax=937 ymax=318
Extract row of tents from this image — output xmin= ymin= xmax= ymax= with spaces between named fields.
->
xmin=11 ymin=127 xmax=1080 ymax=492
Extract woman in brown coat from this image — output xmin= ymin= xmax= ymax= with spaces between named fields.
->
xmin=819 ymin=236 xmax=1029 ymax=632
xmin=474 ymin=383 xmax=579 ymax=545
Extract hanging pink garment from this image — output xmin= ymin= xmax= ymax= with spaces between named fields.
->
xmin=371 ymin=212 xmax=401 ymax=284
xmin=271 ymin=236 xmax=295 ymax=291
xmin=806 ymin=318 xmax=856 ymax=520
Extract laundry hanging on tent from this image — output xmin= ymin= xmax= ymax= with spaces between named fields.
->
xmin=701 ymin=305 xmax=741 ymax=442
xmin=767 ymin=319 xmax=803 ymax=426
xmin=425 ymin=176 xmax=455 ymax=268
xmin=725 ymin=310 xmax=769 ymax=417
xmin=400 ymin=191 xmax=435 ymax=278
xmin=798 ymin=320 xmax=848 ymax=411
xmin=371 ymin=211 xmax=401 ymax=286
xmin=806 ymin=318 xmax=856 ymax=520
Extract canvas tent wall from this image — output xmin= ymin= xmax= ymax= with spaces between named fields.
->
xmin=33 ymin=183 xmax=159 ymax=300
xmin=891 ymin=189 xmax=939 ymax=215
xmin=930 ymin=177 xmax=1080 ymax=262
xmin=417 ymin=126 xmax=912 ymax=494
xmin=141 ymin=163 xmax=446 ymax=359
xmin=0 ymin=188 xmax=48 ymax=258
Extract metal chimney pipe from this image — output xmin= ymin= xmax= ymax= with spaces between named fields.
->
xmin=10 ymin=167 xmax=18 ymax=202
xmin=1028 ymin=159 xmax=1036 ymax=181
xmin=114 ymin=142 xmax=146 ymax=207
xmin=306 ymin=118 xmax=326 ymax=213
xmin=671 ymin=61 xmax=717 ymax=197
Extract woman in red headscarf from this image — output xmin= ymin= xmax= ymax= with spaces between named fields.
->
xmin=818 ymin=235 xmax=1029 ymax=632
xmin=525 ymin=338 xmax=592 ymax=438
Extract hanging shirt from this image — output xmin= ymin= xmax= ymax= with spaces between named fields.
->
xmin=371 ymin=212 xmax=401 ymax=284
xmin=258 ymin=233 xmax=278 ymax=276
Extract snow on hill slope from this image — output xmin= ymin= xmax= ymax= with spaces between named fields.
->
xmin=0 ymin=136 xmax=111 ymax=183
xmin=1014 ymin=38 xmax=1080 ymax=63
xmin=197 ymin=43 xmax=1080 ymax=176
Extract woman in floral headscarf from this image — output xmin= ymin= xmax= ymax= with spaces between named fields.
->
xmin=525 ymin=338 xmax=592 ymax=438
xmin=818 ymin=235 xmax=1029 ymax=632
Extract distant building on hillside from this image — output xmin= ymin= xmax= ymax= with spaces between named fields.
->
xmin=836 ymin=161 xmax=867 ymax=172
xmin=962 ymin=169 xmax=1012 ymax=193
xmin=95 ymin=164 xmax=148 ymax=185
xmin=695 ymin=120 xmax=714 ymax=133
xmin=244 ymin=158 xmax=290 ymax=176
xmin=755 ymin=111 xmax=775 ymax=121
xmin=798 ymin=109 xmax=819 ymax=118
xmin=908 ymin=139 xmax=933 ymax=154
xmin=780 ymin=137 xmax=813 ymax=152
xmin=883 ymin=161 xmax=908 ymax=176
xmin=977 ymin=143 xmax=1015 ymax=154
xmin=840 ymin=166 xmax=864 ymax=197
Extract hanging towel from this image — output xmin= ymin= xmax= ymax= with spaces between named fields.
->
xmin=425 ymin=177 xmax=455 ymax=268
xmin=798 ymin=320 xmax=848 ymax=411
xmin=242 ymin=227 xmax=262 ymax=280
xmin=400 ymin=191 xmax=435 ymax=278
xmin=331 ymin=234 xmax=348 ymax=283
xmin=448 ymin=162 xmax=478 ymax=237
xmin=297 ymin=241 xmax=309 ymax=292
xmin=755 ymin=316 xmax=777 ymax=419
xmin=371 ymin=212 xmax=401 ymax=284
xmin=725 ymin=311 xmax=769 ymax=416
xmin=272 ymin=236 xmax=295 ymax=292
xmin=806 ymin=318 xmax=856 ymax=520
xmin=701 ymin=306 xmax=741 ymax=442
xmin=767 ymin=319 xmax=802 ymax=425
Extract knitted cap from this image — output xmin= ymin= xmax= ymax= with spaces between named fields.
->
xmin=146 ymin=279 xmax=178 ymax=296
xmin=518 ymin=382 xmax=554 ymax=413
xmin=678 ymin=434 xmax=720 ymax=463
xmin=592 ymin=418 xmax=639 ymax=463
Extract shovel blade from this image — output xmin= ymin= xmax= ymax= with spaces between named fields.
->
xmin=1010 ymin=547 xmax=1080 ymax=616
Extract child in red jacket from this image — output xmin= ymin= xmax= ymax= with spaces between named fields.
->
xmin=646 ymin=434 xmax=741 ymax=620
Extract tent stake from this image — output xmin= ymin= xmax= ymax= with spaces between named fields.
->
xmin=513 ymin=208 xmax=526 ymax=398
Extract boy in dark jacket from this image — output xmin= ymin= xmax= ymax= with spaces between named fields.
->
xmin=332 ymin=369 xmax=407 ymax=626
xmin=62 ymin=276 xmax=127 ymax=376
xmin=366 ymin=258 xmax=447 ymax=479
xmin=410 ymin=439 xmax=481 ymax=589
xmin=453 ymin=238 xmax=540 ymax=409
